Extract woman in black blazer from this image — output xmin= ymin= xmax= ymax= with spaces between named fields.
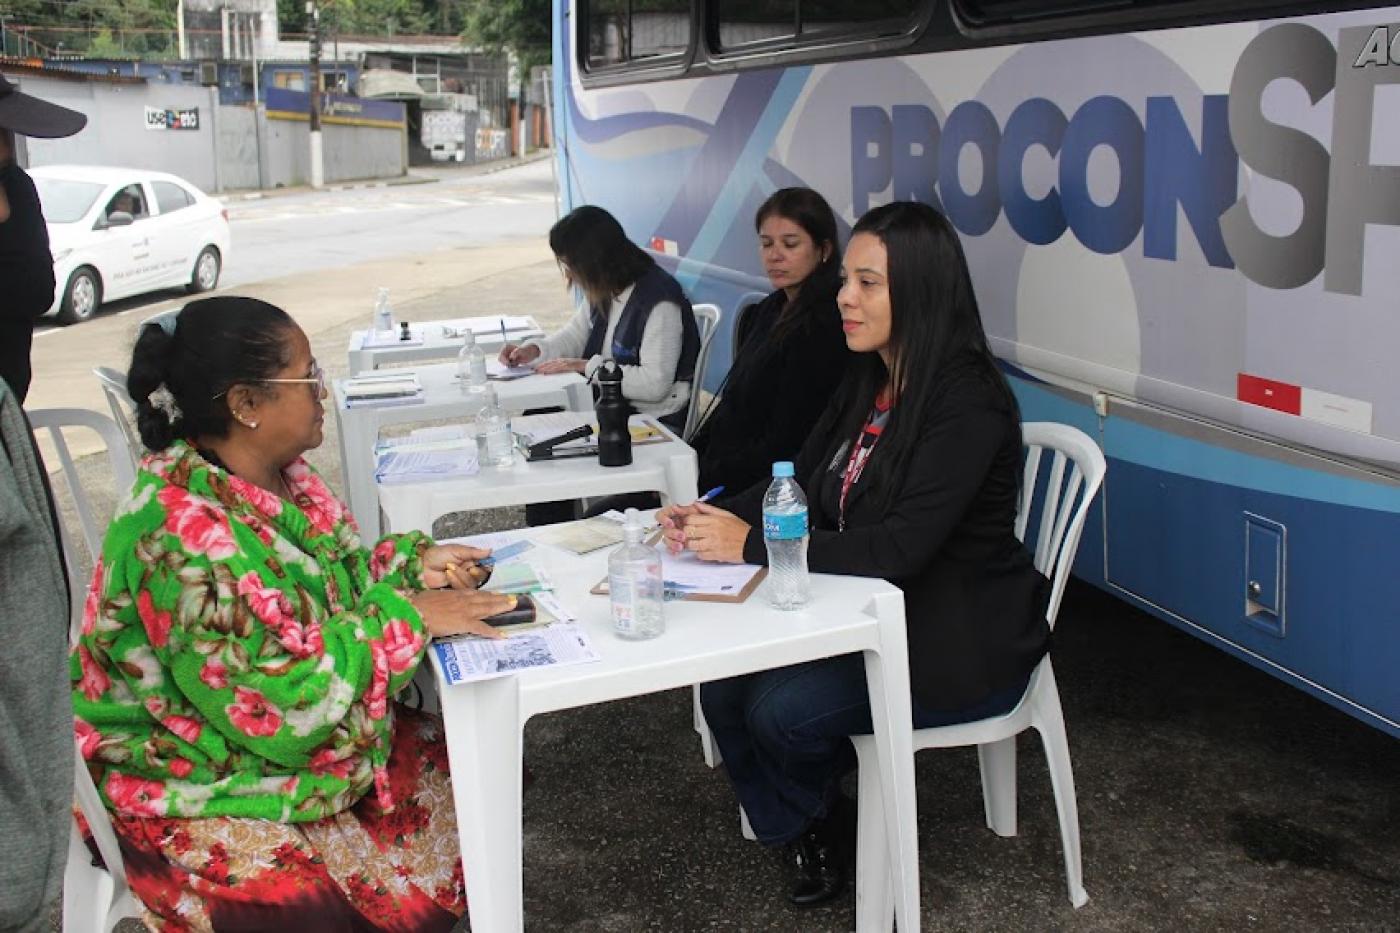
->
xmin=659 ymin=201 xmax=1050 ymax=908
xmin=688 ymin=187 xmax=850 ymax=494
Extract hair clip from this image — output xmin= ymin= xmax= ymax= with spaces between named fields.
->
xmin=148 ymin=385 xmax=182 ymax=422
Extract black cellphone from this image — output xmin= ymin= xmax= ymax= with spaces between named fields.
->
xmin=483 ymin=595 xmax=537 ymax=627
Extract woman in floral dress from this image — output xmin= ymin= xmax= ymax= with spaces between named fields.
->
xmin=72 ymin=296 xmax=515 ymax=931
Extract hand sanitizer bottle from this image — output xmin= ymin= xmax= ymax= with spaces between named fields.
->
xmin=609 ymin=509 xmax=664 ymax=639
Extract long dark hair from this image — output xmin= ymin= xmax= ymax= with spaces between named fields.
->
xmin=822 ymin=201 xmax=1021 ymax=513
xmin=754 ymin=187 xmax=841 ymax=336
xmin=549 ymin=205 xmax=655 ymax=309
xmin=127 ymin=297 xmax=296 ymax=452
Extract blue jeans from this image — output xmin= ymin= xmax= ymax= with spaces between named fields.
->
xmin=700 ymin=654 xmax=1030 ymax=846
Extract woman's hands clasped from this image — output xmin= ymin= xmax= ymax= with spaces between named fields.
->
xmin=658 ymin=502 xmax=751 ymax=564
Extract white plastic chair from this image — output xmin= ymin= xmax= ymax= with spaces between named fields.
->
xmin=729 ymin=300 xmax=759 ymax=366
xmin=852 ymin=421 xmax=1105 ymax=924
xmin=28 ymin=409 xmax=136 ymax=641
xmin=27 ymin=408 xmax=143 ymax=931
xmin=683 ymin=303 xmax=722 ymax=442
xmin=91 ymin=367 xmax=141 ymax=475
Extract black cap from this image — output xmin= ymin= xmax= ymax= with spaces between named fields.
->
xmin=0 ymin=73 xmax=87 ymax=138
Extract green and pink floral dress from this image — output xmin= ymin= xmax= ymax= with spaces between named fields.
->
xmin=71 ymin=442 xmax=468 ymax=931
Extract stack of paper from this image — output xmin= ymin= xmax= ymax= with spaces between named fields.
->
xmin=433 ymin=618 xmax=598 ymax=686
xmin=512 ymin=412 xmax=666 ymax=452
xmin=532 ymin=517 xmax=627 ymax=555
xmin=344 ymin=372 xmax=424 ymax=408
xmin=374 ymin=426 xmax=478 ymax=485
xmin=439 ymin=316 xmax=541 ymax=340
xmin=486 ymin=359 xmax=536 ymax=381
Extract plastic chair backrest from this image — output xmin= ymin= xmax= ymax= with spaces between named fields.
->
xmin=26 ymin=409 xmax=136 ymax=642
xmin=684 ymin=303 xmax=723 ymax=442
xmin=729 ymin=300 xmax=760 ymax=365
xmin=138 ymin=308 xmax=179 ymax=333
xmin=27 ymin=409 xmax=142 ymax=931
xmin=91 ymin=367 xmax=141 ymax=475
xmin=1016 ymin=422 xmax=1106 ymax=629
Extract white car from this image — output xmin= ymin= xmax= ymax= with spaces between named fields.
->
xmin=30 ymin=166 xmax=232 ymax=324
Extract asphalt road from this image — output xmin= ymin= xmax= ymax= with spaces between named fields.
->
xmin=32 ymin=156 xmax=558 ymax=338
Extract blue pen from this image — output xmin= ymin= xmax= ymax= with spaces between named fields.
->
xmin=697 ymin=485 xmax=725 ymax=503
xmin=500 ymin=319 xmax=509 ymax=345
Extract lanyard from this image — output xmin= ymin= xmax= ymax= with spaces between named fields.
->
xmin=838 ymin=393 xmax=892 ymax=531
xmin=838 ymin=417 xmax=884 ymax=531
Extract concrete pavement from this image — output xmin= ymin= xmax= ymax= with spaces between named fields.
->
xmin=27 ymin=238 xmax=570 ymax=460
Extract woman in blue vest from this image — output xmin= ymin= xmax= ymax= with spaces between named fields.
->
xmin=500 ymin=205 xmax=700 ymax=433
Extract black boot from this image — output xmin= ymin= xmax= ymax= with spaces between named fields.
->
xmin=785 ymin=815 xmax=847 ymax=907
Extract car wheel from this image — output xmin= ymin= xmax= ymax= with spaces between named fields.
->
xmin=57 ymin=267 xmax=102 ymax=325
xmin=187 ymin=246 xmax=221 ymax=294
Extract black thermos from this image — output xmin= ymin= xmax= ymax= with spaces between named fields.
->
xmin=595 ymin=360 xmax=632 ymax=467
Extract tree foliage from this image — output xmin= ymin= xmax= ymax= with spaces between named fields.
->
xmin=460 ymin=0 xmax=551 ymax=73
xmin=5 ymin=0 xmax=476 ymax=57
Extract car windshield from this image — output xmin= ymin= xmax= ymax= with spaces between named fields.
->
xmin=34 ymin=178 xmax=106 ymax=223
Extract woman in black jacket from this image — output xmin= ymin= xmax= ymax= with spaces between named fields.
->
xmin=659 ymin=201 xmax=1050 ymax=908
xmin=688 ymin=187 xmax=850 ymax=494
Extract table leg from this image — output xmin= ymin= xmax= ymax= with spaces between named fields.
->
xmin=564 ymin=379 xmax=591 ymax=413
xmin=339 ymin=409 xmax=382 ymax=541
xmin=438 ymin=674 xmax=528 ymax=932
xmin=347 ymin=347 xmax=370 ymax=376
xmin=661 ymin=448 xmax=700 ymax=506
xmin=692 ymin=684 xmax=722 ymax=768
xmin=861 ymin=589 xmax=919 ymax=933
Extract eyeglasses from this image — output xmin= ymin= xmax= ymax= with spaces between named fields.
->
xmin=259 ymin=362 xmax=326 ymax=395
xmin=212 ymin=362 xmax=325 ymax=400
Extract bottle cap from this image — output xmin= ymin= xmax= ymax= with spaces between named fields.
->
xmin=772 ymin=461 xmax=795 ymax=478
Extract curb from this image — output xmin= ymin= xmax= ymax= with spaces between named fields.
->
xmin=220 ymin=151 xmax=551 ymax=201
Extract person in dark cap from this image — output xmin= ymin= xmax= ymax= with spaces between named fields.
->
xmin=0 ymin=72 xmax=87 ymax=402
xmin=0 ymin=69 xmax=85 ymax=933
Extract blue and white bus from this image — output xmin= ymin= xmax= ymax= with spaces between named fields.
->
xmin=551 ymin=0 xmax=1400 ymax=737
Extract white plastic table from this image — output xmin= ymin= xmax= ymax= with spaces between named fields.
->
xmin=347 ymin=315 xmax=544 ymax=374
xmin=333 ymin=363 xmax=590 ymax=540
xmin=429 ymin=534 xmax=921 ymax=933
xmin=376 ymin=420 xmax=699 ymax=534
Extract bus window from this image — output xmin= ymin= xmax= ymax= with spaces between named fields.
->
xmin=586 ymin=0 xmax=691 ymax=70
xmin=714 ymin=0 xmax=922 ymax=50
xmin=959 ymin=0 xmax=1210 ymax=27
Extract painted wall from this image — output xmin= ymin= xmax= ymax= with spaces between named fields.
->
xmin=262 ymin=118 xmax=406 ymax=187
xmin=215 ymin=105 xmax=264 ymax=191
xmin=11 ymin=72 xmax=407 ymax=192
xmin=18 ymin=77 xmax=223 ymax=191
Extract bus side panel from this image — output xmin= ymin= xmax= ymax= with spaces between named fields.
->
xmin=1016 ymin=379 xmax=1400 ymax=735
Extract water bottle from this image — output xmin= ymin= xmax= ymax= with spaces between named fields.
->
xmin=609 ymin=509 xmax=664 ymax=640
xmin=474 ymin=387 xmax=514 ymax=469
xmin=762 ymin=461 xmax=811 ymax=610
xmin=595 ymin=360 xmax=632 ymax=467
xmin=457 ymin=331 xmax=489 ymax=405
xmin=372 ymin=286 xmax=395 ymax=336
